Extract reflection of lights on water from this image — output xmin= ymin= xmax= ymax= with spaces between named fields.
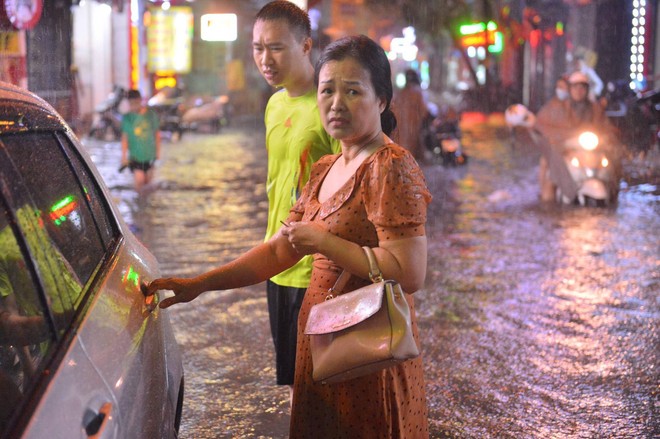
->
xmin=546 ymin=216 xmax=617 ymax=357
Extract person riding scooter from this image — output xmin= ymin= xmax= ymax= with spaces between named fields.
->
xmin=535 ymin=71 xmax=621 ymax=202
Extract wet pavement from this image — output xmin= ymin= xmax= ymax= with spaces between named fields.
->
xmin=83 ymin=114 xmax=659 ymax=439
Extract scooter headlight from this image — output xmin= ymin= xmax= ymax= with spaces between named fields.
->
xmin=601 ymin=157 xmax=609 ymax=168
xmin=578 ymin=131 xmax=599 ymax=151
xmin=570 ymin=157 xmax=580 ymax=167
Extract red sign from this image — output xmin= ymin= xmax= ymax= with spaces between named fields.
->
xmin=460 ymin=30 xmax=497 ymax=48
xmin=3 ymin=0 xmax=43 ymax=30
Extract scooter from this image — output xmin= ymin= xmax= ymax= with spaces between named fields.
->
xmin=181 ymin=94 xmax=230 ymax=133
xmin=88 ymin=85 xmax=124 ymax=141
xmin=603 ymin=80 xmax=656 ymax=157
xmin=422 ymin=105 xmax=468 ymax=166
xmin=505 ymin=104 xmax=621 ymax=207
xmin=559 ymin=129 xmax=621 ymax=206
xmin=147 ymin=86 xmax=185 ymax=140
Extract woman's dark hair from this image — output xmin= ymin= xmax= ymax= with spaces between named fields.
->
xmin=255 ymin=1 xmax=311 ymax=42
xmin=315 ymin=35 xmax=397 ymax=136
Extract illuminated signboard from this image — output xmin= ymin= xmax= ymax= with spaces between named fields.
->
xmin=147 ymin=6 xmax=193 ymax=74
xmin=458 ymin=21 xmax=503 ymax=54
xmin=201 ymin=14 xmax=237 ymax=42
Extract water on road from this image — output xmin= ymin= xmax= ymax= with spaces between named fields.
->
xmin=84 ymin=115 xmax=659 ymax=438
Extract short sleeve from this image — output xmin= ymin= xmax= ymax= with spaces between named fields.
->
xmin=362 ymin=145 xmax=432 ymax=236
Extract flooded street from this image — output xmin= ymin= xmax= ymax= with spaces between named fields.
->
xmin=85 ymin=114 xmax=659 ymax=438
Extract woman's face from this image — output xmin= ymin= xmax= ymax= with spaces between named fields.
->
xmin=317 ymin=58 xmax=385 ymax=146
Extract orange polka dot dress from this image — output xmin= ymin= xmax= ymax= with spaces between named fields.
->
xmin=287 ymin=143 xmax=431 ymax=438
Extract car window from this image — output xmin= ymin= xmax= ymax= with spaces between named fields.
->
xmin=2 ymin=132 xmax=106 ymax=286
xmin=0 ymin=205 xmax=57 ymax=433
xmin=54 ymin=132 xmax=118 ymax=249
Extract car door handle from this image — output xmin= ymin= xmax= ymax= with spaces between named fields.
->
xmin=84 ymin=402 xmax=113 ymax=438
xmin=141 ymin=282 xmax=158 ymax=313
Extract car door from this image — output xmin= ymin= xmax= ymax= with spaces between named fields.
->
xmin=1 ymin=129 xmax=177 ymax=438
xmin=0 ymin=141 xmax=118 ymax=439
xmin=49 ymin=132 xmax=178 ymax=439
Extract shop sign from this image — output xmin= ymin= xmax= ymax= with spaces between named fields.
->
xmin=147 ymin=6 xmax=193 ymax=74
xmin=0 ymin=31 xmax=21 ymax=54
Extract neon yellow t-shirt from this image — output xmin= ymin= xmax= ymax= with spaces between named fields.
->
xmin=264 ymin=89 xmax=340 ymax=288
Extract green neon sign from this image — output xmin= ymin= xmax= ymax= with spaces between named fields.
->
xmin=459 ymin=21 xmax=497 ymax=36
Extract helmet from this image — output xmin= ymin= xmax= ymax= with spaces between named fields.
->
xmin=568 ymin=71 xmax=590 ymax=86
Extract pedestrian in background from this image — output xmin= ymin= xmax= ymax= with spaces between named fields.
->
xmin=146 ymin=33 xmax=431 ymax=438
xmin=392 ymin=68 xmax=429 ymax=162
xmin=120 ymin=89 xmax=161 ymax=192
xmin=251 ymin=0 xmax=340 ymax=402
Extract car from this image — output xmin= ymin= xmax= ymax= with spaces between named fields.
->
xmin=0 ymin=81 xmax=184 ymax=438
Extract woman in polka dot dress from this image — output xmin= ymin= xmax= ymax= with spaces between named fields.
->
xmin=146 ymin=34 xmax=431 ymax=438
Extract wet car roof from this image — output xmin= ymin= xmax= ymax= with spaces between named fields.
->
xmin=0 ymin=82 xmax=65 ymax=134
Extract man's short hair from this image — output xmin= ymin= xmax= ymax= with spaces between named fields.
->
xmin=255 ymin=1 xmax=311 ymax=42
xmin=126 ymin=89 xmax=141 ymax=100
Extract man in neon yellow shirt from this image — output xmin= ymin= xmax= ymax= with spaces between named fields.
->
xmin=252 ymin=1 xmax=340 ymax=396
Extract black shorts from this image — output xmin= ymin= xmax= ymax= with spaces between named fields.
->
xmin=129 ymin=160 xmax=154 ymax=172
xmin=266 ymin=280 xmax=306 ymax=385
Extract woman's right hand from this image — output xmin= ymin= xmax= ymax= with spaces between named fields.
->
xmin=280 ymin=221 xmax=329 ymax=255
xmin=145 ymin=277 xmax=203 ymax=309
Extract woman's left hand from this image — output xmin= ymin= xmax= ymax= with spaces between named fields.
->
xmin=281 ymin=221 xmax=328 ymax=255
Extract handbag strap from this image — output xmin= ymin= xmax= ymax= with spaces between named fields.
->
xmin=362 ymin=246 xmax=383 ymax=283
xmin=327 ymin=246 xmax=383 ymax=299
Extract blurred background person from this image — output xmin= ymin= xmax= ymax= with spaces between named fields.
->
xmin=392 ymin=69 xmax=428 ymax=162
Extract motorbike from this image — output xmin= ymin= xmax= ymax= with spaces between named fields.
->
xmin=88 ymin=85 xmax=124 ymax=141
xmin=558 ymin=129 xmax=621 ymax=206
xmin=603 ymin=79 xmax=658 ymax=156
xmin=180 ymin=94 xmax=230 ymax=133
xmin=147 ymin=86 xmax=185 ymax=140
xmin=506 ymin=104 xmax=621 ymax=207
xmin=636 ymin=87 xmax=660 ymax=151
xmin=422 ymin=104 xmax=468 ymax=166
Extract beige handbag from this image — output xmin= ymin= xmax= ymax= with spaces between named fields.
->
xmin=304 ymin=246 xmax=420 ymax=384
